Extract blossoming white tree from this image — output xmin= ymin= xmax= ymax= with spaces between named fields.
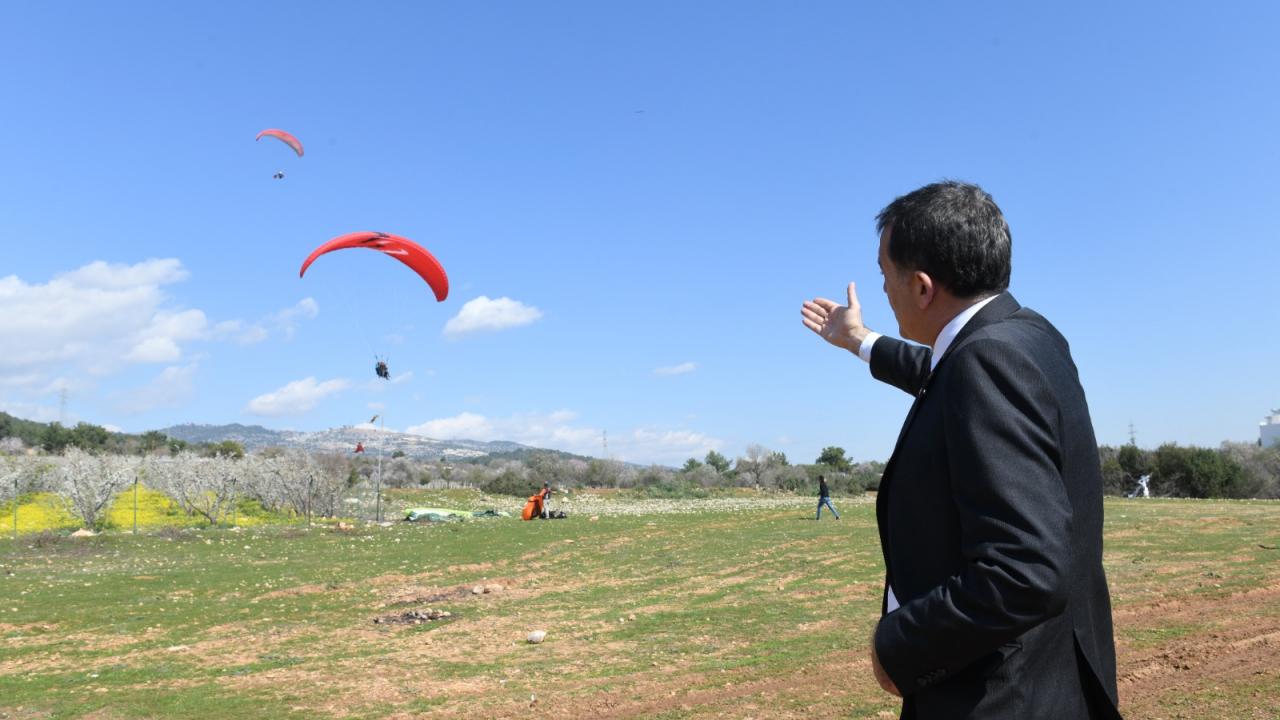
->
xmin=151 ymin=453 xmax=241 ymax=526
xmin=242 ymin=451 xmax=346 ymax=522
xmin=55 ymin=449 xmax=138 ymax=529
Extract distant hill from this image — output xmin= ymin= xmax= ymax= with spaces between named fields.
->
xmin=0 ymin=411 xmax=603 ymax=465
xmin=158 ymin=423 xmax=588 ymax=463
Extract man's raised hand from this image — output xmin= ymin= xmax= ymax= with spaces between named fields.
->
xmin=801 ymin=282 xmax=871 ymax=354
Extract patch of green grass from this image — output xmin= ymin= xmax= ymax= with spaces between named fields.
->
xmin=2 ymin=496 xmax=1278 ymax=718
xmin=1119 ymin=623 xmax=1200 ymax=649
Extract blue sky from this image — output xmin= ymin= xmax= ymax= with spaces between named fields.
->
xmin=2 ymin=2 xmax=1277 ymax=465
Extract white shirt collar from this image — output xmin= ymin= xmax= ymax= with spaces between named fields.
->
xmin=930 ymin=295 xmax=999 ymax=371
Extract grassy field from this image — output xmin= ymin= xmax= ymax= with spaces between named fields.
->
xmin=2 ymin=492 xmax=1278 ymax=719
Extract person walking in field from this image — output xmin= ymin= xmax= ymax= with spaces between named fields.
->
xmin=817 ymin=474 xmax=840 ymax=520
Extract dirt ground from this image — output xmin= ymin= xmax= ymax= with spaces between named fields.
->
xmin=1113 ymin=579 xmax=1280 ymax=719
xmin=196 ymin=573 xmax=1280 ymax=719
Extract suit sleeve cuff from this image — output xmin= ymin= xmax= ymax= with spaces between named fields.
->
xmin=858 ymin=332 xmax=881 ymax=363
xmin=874 ymin=612 xmax=922 ymax=697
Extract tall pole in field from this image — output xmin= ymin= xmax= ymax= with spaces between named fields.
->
xmin=11 ymin=474 xmax=17 ymax=542
xmin=133 ymin=473 xmax=139 ymax=535
xmin=374 ymin=415 xmax=384 ymax=522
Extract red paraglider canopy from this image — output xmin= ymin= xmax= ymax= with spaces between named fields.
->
xmin=299 ymin=232 xmax=449 ymax=302
xmin=256 ymin=128 xmax=304 ymax=157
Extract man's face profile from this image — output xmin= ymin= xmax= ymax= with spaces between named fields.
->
xmin=877 ymin=227 xmax=915 ymax=342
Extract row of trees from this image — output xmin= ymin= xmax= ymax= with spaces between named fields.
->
xmin=0 ymin=442 xmax=883 ymax=531
xmin=376 ymin=438 xmax=1279 ymax=503
xmin=357 ymin=444 xmax=884 ymax=499
xmin=0 ymin=413 xmax=243 ymax=458
xmin=1100 ymin=441 xmax=1280 ymax=499
xmin=5 ymin=433 xmax=1277 ymax=534
xmin=2 ymin=449 xmax=352 ymax=530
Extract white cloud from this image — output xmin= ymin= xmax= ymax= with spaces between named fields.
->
xmin=0 ymin=373 xmax=47 ymax=389
xmin=368 ymin=402 xmax=386 ymax=412
xmin=443 ymin=296 xmax=542 ymax=337
xmin=239 ymin=326 xmax=270 ymax=344
xmin=547 ymin=409 xmax=578 ymax=423
xmin=406 ymin=409 xmax=721 ymax=465
xmin=272 ymin=297 xmax=319 ymax=340
xmin=60 ymin=258 xmax=188 ymax=290
xmin=407 ymin=412 xmax=495 ymax=440
xmin=654 ymin=362 xmax=697 ymax=376
xmin=219 ymin=297 xmax=319 ymax=344
xmin=211 ymin=320 xmax=270 ymax=346
xmin=0 ymin=400 xmax=70 ymax=425
xmin=616 ymin=428 xmax=722 ymax=465
xmin=0 ymin=260 xmax=312 ymax=392
xmin=113 ymin=364 xmax=199 ymax=415
xmin=0 ymin=259 xmax=200 ymax=374
xmin=244 ymin=377 xmax=349 ymax=417
xmin=125 ymin=337 xmax=184 ymax=363
xmin=290 ymin=297 xmax=319 ymax=319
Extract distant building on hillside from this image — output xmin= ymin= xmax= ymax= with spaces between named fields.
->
xmin=1261 ymin=410 xmax=1280 ymax=448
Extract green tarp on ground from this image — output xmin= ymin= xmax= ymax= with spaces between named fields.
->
xmin=403 ymin=507 xmax=510 ymax=523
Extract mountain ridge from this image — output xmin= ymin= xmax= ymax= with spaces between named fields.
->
xmin=159 ymin=422 xmax=580 ymax=462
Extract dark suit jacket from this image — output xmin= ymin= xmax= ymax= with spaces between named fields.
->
xmin=871 ymin=293 xmax=1122 ymax=720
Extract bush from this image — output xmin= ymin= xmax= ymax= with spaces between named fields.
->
xmin=773 ymin=465 xmax=811 ymax=493
xmin=850 ymin=462 xmax=884 ymax=492
xmin=481 ymin=467 xmax=539 ymax=497
xmin=1099 ymin=455 xmax=1127 ymax=496
xmin=1151 ymin=444 xmax=1248 ymax=498
xmin=1219 ymin=442 xmax=1280 ymax=499
xmin=639 ymin=477 xmax=709 ymax=499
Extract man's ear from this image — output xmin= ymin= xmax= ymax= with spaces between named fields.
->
xmin=913 ymin=271 xmax=936 ymax=310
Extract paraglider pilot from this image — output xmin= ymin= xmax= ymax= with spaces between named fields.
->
xmin=538 ymin=482 xmax=552 ymax=519
xmin=375 ymin=360 xmax=390 ymax=380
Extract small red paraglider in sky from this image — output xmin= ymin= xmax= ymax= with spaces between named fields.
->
xmin=354 ymin=442 xmax=365 ymax=454
xmin=256 ymin=128 xmax=304 ymax=157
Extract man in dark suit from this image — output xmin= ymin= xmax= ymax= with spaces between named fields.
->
xmin=801 ymin=182 xmax=1122 ymax=719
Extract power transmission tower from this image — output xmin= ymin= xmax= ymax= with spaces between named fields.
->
xmin=1127 ymin=422 xmax=1137 ymax=447
xmin=59 ymin=388 xmax=68 ymax=425
xmin=601 ymin=430 xmax=609 ymax=460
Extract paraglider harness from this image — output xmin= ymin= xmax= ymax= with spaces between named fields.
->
xmin=375 ymin=358 xmax=390 ymax=380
